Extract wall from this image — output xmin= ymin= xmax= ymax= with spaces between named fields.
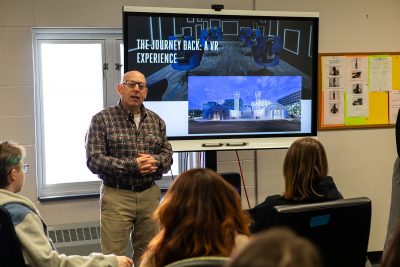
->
xmin=254 ymin=0 xmax=400 ymax=252
xmin=0 ymin=0 xmax=398 ymax=252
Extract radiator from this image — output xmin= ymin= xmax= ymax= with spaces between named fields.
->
xmin=47 ymin=221 xmax=102 ymax=255
xmin=47 ymin=221 xmax=134 ymax=256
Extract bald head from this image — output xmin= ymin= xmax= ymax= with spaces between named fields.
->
xmin=122 ymin=70 xmax=146 ymax=83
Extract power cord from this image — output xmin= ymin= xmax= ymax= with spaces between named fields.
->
xmin=235 ymin=150 xmax=251 ymax=209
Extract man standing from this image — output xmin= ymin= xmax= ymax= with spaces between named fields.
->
xmin=86 ymin=70 xmax=173 ymax=264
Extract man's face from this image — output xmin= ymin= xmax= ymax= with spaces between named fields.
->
xmin=118 ymin=71 xmax=148 ymax=114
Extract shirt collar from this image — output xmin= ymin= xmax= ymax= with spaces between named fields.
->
xmin=117 ymin=100 xmax=147 ymax=120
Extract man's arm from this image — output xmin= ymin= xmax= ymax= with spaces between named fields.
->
xmin=151 ymin=118 xmax=173 ymax=174
xmin=16 ymin=212 xmax=120 ymax=267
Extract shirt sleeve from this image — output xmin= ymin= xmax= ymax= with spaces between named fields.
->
xmin=16 ymin=212 xmax=118 ymax=267
xmin=152 ymin=117 xmax=173 ymax=174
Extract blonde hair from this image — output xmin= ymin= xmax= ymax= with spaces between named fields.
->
xmin=282 ymin=137 xmax=328 ymax=200
xmin=0 ymin=141 xmax=26 ymax=188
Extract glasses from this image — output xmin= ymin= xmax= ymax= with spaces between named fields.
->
xmin=7 ymin=163 xmax=29 ymax=176
xmin=122 ymin=81 xmax=147 ymax=90
xmin=21 ymin=164 xmax=29 ymax=174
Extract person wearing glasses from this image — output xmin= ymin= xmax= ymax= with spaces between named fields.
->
xmin=86 ymin=70 xmax=173 ymax=265
xmin=0 ymin=141 xmax=133 ymax=267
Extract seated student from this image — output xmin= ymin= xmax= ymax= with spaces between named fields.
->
xmin=249 ymin=137 xmax=343 ymax=233
xmin=140 ymin=168 xmax=251 ymax=267
xmin=225 ymin=227 xmax=322 ymax=267
xmin=0 ymin=141 xmax=133 ymax=267
xmin=381 ymin=220 xmax=400 ymax=267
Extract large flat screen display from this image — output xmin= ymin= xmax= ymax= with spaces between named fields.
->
xmin=123 ymin=7 xmax=319 ymax=151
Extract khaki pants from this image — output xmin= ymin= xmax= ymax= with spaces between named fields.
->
xmin=100 ymin=184 xmax=161 ymax=265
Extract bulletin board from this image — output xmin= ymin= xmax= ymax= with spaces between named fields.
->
xmin=318 ymin=52 xmax=400 ymax=130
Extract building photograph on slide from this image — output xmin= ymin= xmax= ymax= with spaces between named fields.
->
xmin=188 ymin=76 xmax=302 ymax=134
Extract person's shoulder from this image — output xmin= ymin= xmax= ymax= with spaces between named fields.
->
xmin=143 ymin=106 xmax=164 ymax=121
xmin=95 ymin=104 xmax=119 ymax=116
xmin=4 ymin=202 xmax=38 ymax=226
xmin=0 ymin=189 xmax=37 ymax=210
xmin=252 ymin=195 xmax=284 ymax=211
xmin=320 ymin=176 xmax=336 ymax=186
xmin=249 ymin=195 xmax=288 ymax=233
xmin=143 ymin=106 xmax=158 ymax=116
xmin=316 ymin=176 xmax=343 ymax=200
xmin=264 ymin=194 xmax=286 ymax=205
xmin=91 ymin=105 xmax=122 ymax=123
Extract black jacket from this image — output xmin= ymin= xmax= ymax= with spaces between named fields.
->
xmin=249 ymin=176 xmax=343 ymax=233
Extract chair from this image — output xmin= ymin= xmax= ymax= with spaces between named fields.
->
xmin=164 ymin=256 xmax=230 ymax=267
xmin=0 ymin=205 xmax=26 ymax=267
xmin=271 ymin=197 xmax=371 ymax=267
xmin=219 ymin=172 xmax=241 ymax=196
xmin=169 ymin=35 xmax=203 ymax=71
xmin=251 ymin=35 xmax=282 ymax=67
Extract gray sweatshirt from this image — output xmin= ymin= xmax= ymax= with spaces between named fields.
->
xmin=0 ymin=189 xmax=118 ymax=267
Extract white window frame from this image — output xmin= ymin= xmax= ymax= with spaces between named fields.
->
xmin=33 ymin=28 xmax=184 ymax=200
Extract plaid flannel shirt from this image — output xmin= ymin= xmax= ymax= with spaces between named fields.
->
xmin=85 ymin=100 xmax=173 ymax=186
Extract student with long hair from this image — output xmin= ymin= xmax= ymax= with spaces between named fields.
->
xmin=249 ymin=137 xmax=343 ymax=232
xmin=140 ymin=168 xmax=251 ymax=267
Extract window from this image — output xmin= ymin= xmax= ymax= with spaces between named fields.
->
xmin=34 ymin=29 xmax=180 ymax=199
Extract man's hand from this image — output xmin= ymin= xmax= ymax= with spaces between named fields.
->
xmin=136 ymin=153 xmax=159 ymax=175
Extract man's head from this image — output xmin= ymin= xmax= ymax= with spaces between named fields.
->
xmin=0 ymin=141 xmax=27 ymax=192
xmin=117 ymin=70 xmax=148 ymax=114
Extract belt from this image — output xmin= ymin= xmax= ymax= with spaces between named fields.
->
xmin=103 ymin=181 xmax=154 ymax=192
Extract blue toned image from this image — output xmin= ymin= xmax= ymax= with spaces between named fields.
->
xmin=188 ymin=76 xmax=302 ymax=134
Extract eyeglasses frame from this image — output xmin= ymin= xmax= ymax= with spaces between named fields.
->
xmin=121 ymin=81 xmax=147 ymax=91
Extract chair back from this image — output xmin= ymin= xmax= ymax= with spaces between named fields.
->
xmin=271 ymin=197 xmax=371 ymax=267
xmin=219 ymin=172 xmax=241 ymax=196
xmin=164 ymin=256 xmax=230 ymax=267
xmin=0 ymin=205 xmax=26 ymax=267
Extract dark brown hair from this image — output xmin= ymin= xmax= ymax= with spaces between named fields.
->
xmin=143 ymin=168 xmax=251 ymax=267
xmin=282 ymin=137 xmax=328 ymax=200
xmin=226 ymin=227 xmax=322 ymax=267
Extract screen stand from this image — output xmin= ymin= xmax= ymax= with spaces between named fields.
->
xmin=204 ymin=150 xmax=217 ymax=171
